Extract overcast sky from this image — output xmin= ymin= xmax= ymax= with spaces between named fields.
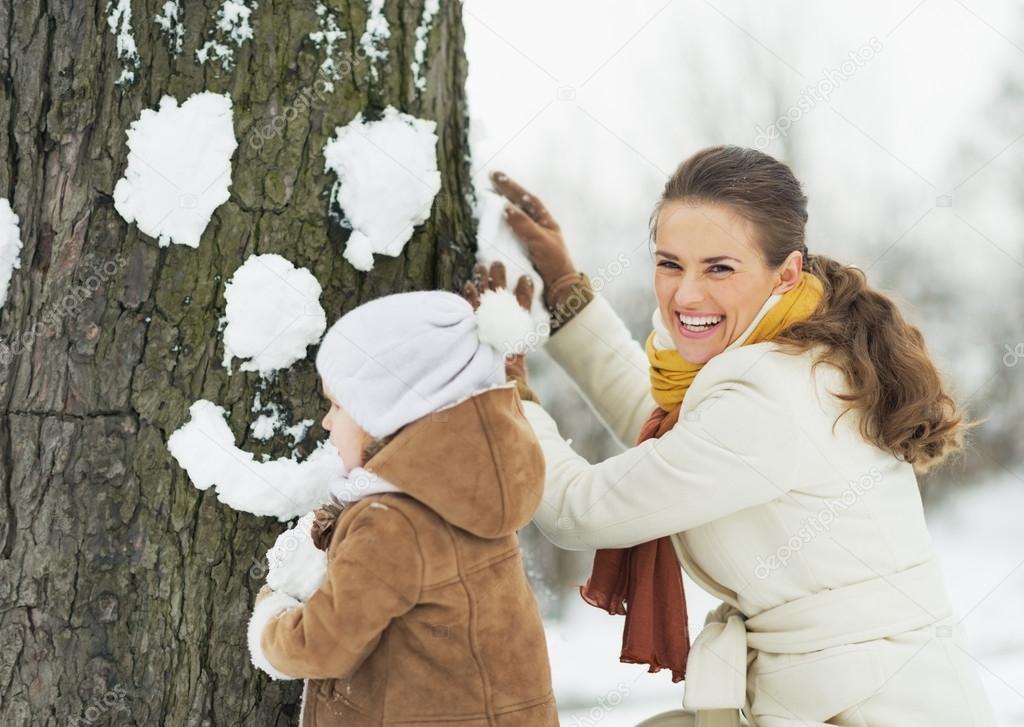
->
xmin=463 ymin=0 xmax=1024 ymax=400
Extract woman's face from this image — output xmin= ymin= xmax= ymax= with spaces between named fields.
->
xmin=320 ymin=383 xmax=367 ymax=471
xmin=653 ymin=201 xmax=802 ymax=365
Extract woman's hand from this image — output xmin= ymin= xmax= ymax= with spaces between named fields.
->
xmin=490 ymin=171 xmax=579 ymax=311
xmin=462 ymin=260 xmax=540 ymax=404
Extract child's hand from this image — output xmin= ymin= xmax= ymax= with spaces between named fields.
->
xmin=265 ymin=512 xmax=328 ymax=601
xmin=462 ymin=261 xmax=540 ymax=405
xmin=462 ymin=259 xmax=534 ymax=311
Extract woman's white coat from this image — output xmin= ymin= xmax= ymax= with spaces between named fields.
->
xmin=523 ymin=292 xmax=997 ymax=726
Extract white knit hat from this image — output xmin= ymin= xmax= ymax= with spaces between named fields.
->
xmin=315 ymin=287 xmax=534 ymax=439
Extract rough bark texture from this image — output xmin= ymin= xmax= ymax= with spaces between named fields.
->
xmin=0 ymin=1 xmax=476 ymax=724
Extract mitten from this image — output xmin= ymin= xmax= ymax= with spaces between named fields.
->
xmin=265 ymin=511 xmax=327 ymax=602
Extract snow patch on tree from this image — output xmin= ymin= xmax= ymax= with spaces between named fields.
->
xmin=250 ymin=391 xmax=315 ymax=446
xmin=106 ymin=0 xmax=140 ymax=85
xmin=220 ymin=253 xmax=327 ymax=377
xmin=154 ymin=1 xmax=184 ymax=54
xmin=283 ymin=419 xmax=314 ymax=444
xmin=411 ymin=0 xmax=440 ymax=91
xmin=113 ymin=92 xmax=238 ymax=248
xmin=323 ymin=106 xmax=441 ymax=271
xmin=0 ymin=198 xmax=23 ymax=309
xmin=475 ymin=190 xmax=549 ymax=343
xmin=196 ymin=0 xmax=257 ymax=69
xmin=360 ymin=0 xmax=390 ymax=80
xmin=250 ymin=410 xmax=279 ymax=440
xmin=167 ymin=399 xmax=342 ymax=520
xmin=309 ymin=2 xmax=346 ymax=92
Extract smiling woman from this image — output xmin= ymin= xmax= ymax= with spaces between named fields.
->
xmin=489 ymin=145 xmax=997 ymax=727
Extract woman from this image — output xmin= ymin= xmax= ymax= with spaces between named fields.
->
xmin=466 ymin=146 xmax=998 ymax=727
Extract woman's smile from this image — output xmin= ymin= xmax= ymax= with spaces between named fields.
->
xmin=676 ymin=311 xmax=726 ymax=338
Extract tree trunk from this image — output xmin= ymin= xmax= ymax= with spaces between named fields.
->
xmin=0 ymin=1 xmax=475 ymax=724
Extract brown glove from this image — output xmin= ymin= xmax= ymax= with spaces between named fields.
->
xmin=310 ymin=502 xmax=345 ymax=551
xmin=462 ymin=260 xmax=541 ymax=405
xmin=489 ymin=172 xmax=580 ymax=305
xmin=489 ymin=171 xmax=595 ymax=331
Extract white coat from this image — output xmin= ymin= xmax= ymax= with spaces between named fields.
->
xmin=523 ymin=290 xmax=998 ymax=727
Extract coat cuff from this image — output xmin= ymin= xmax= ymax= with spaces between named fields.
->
xmin=248 ymin=590 xmax=302 ymax=681
xmin=547 ymin=271 xmax=595 ymax=335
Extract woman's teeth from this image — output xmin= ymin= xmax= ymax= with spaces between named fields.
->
xmin=679 ymin=314 xmax=723 ymax=332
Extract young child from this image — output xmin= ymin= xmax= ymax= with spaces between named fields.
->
xmin=247 ymin=287 xmax=559 ymax=726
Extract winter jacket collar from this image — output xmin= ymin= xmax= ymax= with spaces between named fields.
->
xmin=327 ymin=466 xmax=402 ymax=504
xmin=364 ymin=382 xmax=543 ymax=538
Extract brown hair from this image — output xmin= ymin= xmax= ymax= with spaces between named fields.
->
xmin=650 ymin=145 xmax=981 ymax=475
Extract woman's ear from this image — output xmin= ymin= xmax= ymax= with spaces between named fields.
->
xmin=773 ymin=251 xmax=803 ymax=295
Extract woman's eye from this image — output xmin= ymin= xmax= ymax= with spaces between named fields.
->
xmin=657 ymin=260 xmax=731 ymax=273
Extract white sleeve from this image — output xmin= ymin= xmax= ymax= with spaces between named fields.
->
xmin=543 ymin=292 xmax=658 ymax=449
xmin=522 ymin=359 xmax=800 ymax=550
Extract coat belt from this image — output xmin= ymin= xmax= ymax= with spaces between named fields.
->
xmin=681 ymin=557 xmax=954 ymax=727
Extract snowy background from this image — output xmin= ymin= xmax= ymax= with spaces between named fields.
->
xmin=463 ymin=1 xmax=1024 ymax=724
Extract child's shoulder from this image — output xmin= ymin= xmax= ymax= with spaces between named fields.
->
xmin=338 ymin=492 xmax=443 ymax=537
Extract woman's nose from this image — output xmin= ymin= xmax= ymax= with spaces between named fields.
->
xmin=672 ymin=274 xmax=706 ymax=307
xmin=321 ymin=414 xmax=331 ymax=431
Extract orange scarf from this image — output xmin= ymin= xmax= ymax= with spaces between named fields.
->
xmin=580 ymin=271 xmax=824 ymax=682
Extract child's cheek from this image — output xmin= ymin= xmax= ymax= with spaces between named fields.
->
xmin=326 ymin=427 xmax=351 ymax=470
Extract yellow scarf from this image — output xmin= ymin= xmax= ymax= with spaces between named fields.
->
xmin=644 ymin=271 xmax=824 ymax=410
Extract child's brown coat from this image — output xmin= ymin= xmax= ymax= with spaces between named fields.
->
xmin=260 ymin=385 xmax=559 ymax=726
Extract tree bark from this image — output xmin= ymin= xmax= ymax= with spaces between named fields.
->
xmin=0 ymin=1 xmax=475 ymax=724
